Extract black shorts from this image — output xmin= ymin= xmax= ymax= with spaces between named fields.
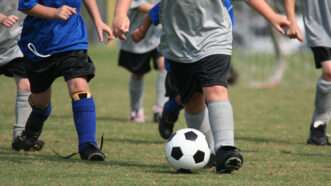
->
xmin=168 ymin=54 xmax=231 ymax=104
xmin=0 ymin=58 xmax=28 ymax=78
xmin=311 ymin=47 xmax=331 ymax=68
xmin=165 ymin=71 xmax=179 ymax=98
xmin=24 ymin=50 xmax=95 ymax=93
xmin=118 ymin=49 xmax=162 ymax=75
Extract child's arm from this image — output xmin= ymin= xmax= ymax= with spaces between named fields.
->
xmin=112 ymin=0 xmax=132 ymax=40
xmin=131 ymin=16 xmax=152 ymax=42
xmin=284 ymin=0 xmax=304 ymax=42
xmin=83 ymin=0 xmax=113 ymax=42
xmin=0 ymin=13 xmax=19 ymax=28
xmin=131 ymin=3 xmax=160 ymax=43
xmin=247 ymin=0 xmax=290 ymax=35
xmin=18 ymin=1 xmax=76 ymax=20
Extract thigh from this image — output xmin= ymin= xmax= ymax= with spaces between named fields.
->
xmin=168 ymin=60 xmax=200 ymax=104
xmin=196 ymin=54 xmax=231 ymax=88
xmin=24 ymin=58 xmax=56 ymax=94
xmin=58 ymin=51 xmax=96 ymax=82
xmin=0 ymin=58 xmax=28 ymax=78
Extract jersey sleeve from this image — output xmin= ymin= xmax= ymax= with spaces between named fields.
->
xmin=18 ymin=0 xmax=38 ymax=11
xmin=148 ymin=3 xmax=160 ymax=25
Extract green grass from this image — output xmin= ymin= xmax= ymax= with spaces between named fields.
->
xmin=0 ymin=47 xmax=331 ymax=186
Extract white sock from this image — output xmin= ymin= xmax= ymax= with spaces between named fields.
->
xmin=129 ymin=77 xmax=144 ymax=112
xmin=185 ymin=108 xmax=215 ymax=154
xmin=14 ymin=91 xmax=31 ymax=139
xmin=207 ymin=101 xmax=235 ymax=150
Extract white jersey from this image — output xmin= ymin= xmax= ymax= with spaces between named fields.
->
xmin=0 ymin=1 xmax=25 ymax=65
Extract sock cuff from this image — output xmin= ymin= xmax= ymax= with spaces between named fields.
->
xmin=317 ymin=78 xmax=331 ymax=94
xmin=72 ymin=97 xmax=95 ymax=112
xmin=32 ymin=103 xmax=52 ymax=117
xmin=17 ymin=91 xmax=31 ymax=97
xmin=207 ymin=100 xmax=231 ymax=107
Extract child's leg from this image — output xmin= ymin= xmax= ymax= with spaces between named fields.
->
xmin=24 ymin=89 xmax=52 ymax=138
xmin=67 ymin=77 xmax=96 ymax=150
xmin=154 ymin=56 xmax=167 ymax=116
xmin=308 ymin=60 xmax=331 ymax=145
xmin=203 ymin=86 xmax=234 ymax=149
xmin=129 ymin=74 xmax=145 ymax=122
xmin=12 ymin=89 xmax=51 ymax=151
xmin=13 ymin=76 xmax=31 ymax=139
xmin=67 ymin=77 xmax=104 ymax=161
xmin=184 ymin=92 xmax=215 ymax=154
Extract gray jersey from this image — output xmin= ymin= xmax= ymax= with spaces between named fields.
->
xmin=0 ymin=0 xmax=25 ymax=66
xmin=304 ymin=0 xmax=331 ymax=47
xmin=120 ymin=0 xmax=161 ymax=54
xmin=159 ymin=0 xmax=232 ymax=63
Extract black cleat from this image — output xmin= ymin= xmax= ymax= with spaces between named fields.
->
xmin=158 ymin=110 xmax=179 ymax=140
xmin=205 ymin=154 xmax=216 ymax=168
xmin=12 ymin=133 xmax=44 ymax=152
xmin=307 ymin=122 xmax=330 ymax=146
xmin=216 ymin=146 xmax=243 ymax=174
xmin=153 ymin=112 xmax=162 ymax=123
xmin=79 ymin=143 xmax=105 ymax=161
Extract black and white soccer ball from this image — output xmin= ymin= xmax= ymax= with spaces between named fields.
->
xmin=165 ymin=128 xmax=211 ymax=171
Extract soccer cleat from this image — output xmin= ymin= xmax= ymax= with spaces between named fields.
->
xmin=205 ymin=154 xmax=216 ymax=168
xmin=158 ymin=110 xmax=179 ymax=139
xmin=79 ymin=143 xmax=105 ymax=161
xmin=12 ymin=132 xmax=44 ymax=152
xmin=153 ymin=105 xmax=163 ymax=123
xmin=130 ymin=109 xmax=145 ymax=123
xmin=307 ymin=122 xmax=330 ymax=145
xmin=215 ymin=146 xmax=243 ymax=174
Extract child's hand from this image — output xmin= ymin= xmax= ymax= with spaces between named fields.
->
xmin=1 ymin=15 xmax=19 ymax=28
xmin=286 ymin=21 xmax=304 ymax=42
xmin=270 ymin=14 xmax=291 ymax=35
xmin=55 ymin=5 xmax=77 ymax=21
xmin=131 ymin=26 xmax=146 ymax=43
xmin=96 ymin=21 xmax=114 ymax=43
xmin=112 ymin=15 xmax=130 ymax=40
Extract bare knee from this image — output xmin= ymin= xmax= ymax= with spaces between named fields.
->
xmin=15 ymin=77 xmax=30 ymax=92
xmin=30 ymin=89 xmax=51 ymax=108
xmin=203 ymin=85 xmax=229 ymax=102
xmin=322 ymin=61 xmax=331 ymax=81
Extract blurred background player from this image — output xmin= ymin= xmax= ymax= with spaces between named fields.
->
xmin=118 ymin=0 xmax=166 ymax=123
xmin=12 ymin=0 xmax=113 ymax=161
xmin=0 ymin=1 xmax=32 ymax=146
xmin=286 ymin=0 xmax=331 ymax=145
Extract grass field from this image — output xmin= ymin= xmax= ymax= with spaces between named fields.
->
xmin=0 ymin=47 xmax=331 ymax=186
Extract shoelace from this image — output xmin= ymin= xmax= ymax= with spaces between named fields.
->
xmin=51 ymin=134 xmax=104 ymax=159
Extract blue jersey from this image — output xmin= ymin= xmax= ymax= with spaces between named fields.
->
xmin=18 ymin=0 xmax=88 ymax=61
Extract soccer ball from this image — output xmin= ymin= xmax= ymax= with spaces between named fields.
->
xmin=165 ymin=128 xmax=211 ymax=171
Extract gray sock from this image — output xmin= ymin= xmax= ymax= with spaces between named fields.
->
xmin=14 ymin=91 xmax=32 ymax=139
xmin=185 ymin=108 xmax=215 ymax=154
xmin=155 ymin=70 xmax=167 ymax=108
xmin=312 ymin=78 xmax=331 ymax=126
xmin=207 ymin=101 xmax=235 ymax=150
xmin=129 ymin=77 xmax=144 ymax=112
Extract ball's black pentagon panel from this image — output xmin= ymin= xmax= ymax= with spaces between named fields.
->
xmin=171 ymin=147 xmax=183 ymax=160
xmin=184 ymin=131 xmax=198 ymax=141
xmin=193 ymin=150 xmax=205 ymax=163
